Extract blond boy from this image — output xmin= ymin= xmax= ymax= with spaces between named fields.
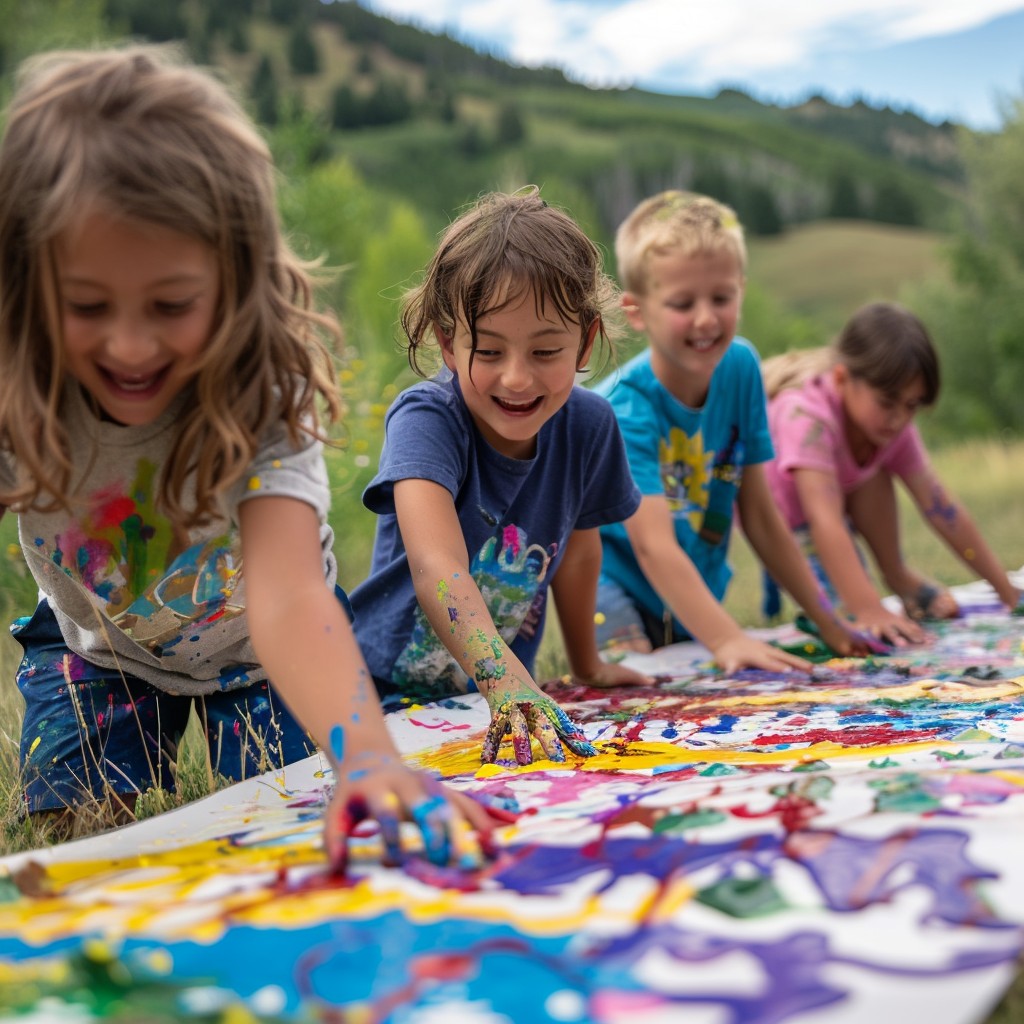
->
xmin=596 ymin=192 xmax=861 ymax=671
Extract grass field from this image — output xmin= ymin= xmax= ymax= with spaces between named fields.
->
xmin=747 ymin=219 xmax=950 ymax=337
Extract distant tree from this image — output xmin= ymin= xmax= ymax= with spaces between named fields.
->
xmin=690 ymin=162 xmax=736 ymax=207
xmin=439 ymin=89 xmax=457 ymax=124
xmin=288 ymin=21 xmax=320 ymax=76
xmin=331 ymin=84 xmax=363 ymax=130
xmin=872 ymin=179 xmax=918 ymax=225
xmin=743 ymin=184 xmax=783 ymax=236
xmin=459 ymin=122 xmax=487 ymax=158
xmin=908 ymin=93 xmax=1024 ymax=437
xmin=356 ymin=51 xmax=374 ymax=75
xmin=363 ymin=79 xmax=412 ymax=126
xmin=227 ymin=22 xmax=250 ymax=55
xmin=267 ymin=0 xmax=295 ymax=26
xmin=106 ymin=0 xmax=186 ymax=41
xmin=827 ymin=172 xmax=862 ymax=219
xmin=496 ymin=101 xmax=525 ymax=145
xmin=250 ymin=53 xmax=279 ymax=126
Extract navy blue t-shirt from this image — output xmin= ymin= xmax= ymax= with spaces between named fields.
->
xmin=350 ymin=373 xmax=641 ymax=702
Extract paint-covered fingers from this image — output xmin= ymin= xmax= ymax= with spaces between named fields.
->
xmin=409 ymin=794 xmax=452 ymax=865
xmin=324 ymin=792 xmax=371 ymax=874
xmin=403 ymin=783 xmax=492 ymax=870
xmin=482 ymin=698 xmax=533 ymax=764
xmin=528 ymin=707 xmax=567 ymax=763
xmin=540 ymin=700 xmax=597 ymax=758
xmin=481 ymin=706 xmax=511 ymax=763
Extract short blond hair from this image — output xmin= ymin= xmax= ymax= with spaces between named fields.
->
xmin=615 ymin=191 xmax=746 ymax=295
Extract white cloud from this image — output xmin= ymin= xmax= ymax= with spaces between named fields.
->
xmin=363 ymin=0 xmax=1024 ymax=86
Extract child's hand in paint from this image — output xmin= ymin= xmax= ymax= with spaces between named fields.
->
xmin=480 ymin=672 xmax=596 ymax=765
xmin=847 ymin=604 xmax=926 ymax=646
xmin=816 ymin=616 xmax=885 ymax=658
xmin=567 ymin=661 xmax=652 ymax=689
xmin=710 ymin=634 xmax=813 ymax=675
xmin=323 ymin=729 xmax=500 ymax=875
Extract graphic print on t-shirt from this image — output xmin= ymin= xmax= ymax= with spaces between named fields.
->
xmin=45 ymin=458 xmax=243 ymax=656
xmin=392 ymin=519 xmax=555 ymax=701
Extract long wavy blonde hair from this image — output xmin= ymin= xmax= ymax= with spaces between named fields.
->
xmin=0 ymin=45 xmax=341 ymax=527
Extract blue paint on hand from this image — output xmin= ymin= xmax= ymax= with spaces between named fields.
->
xmin=329 ymin=724 xmax=345 ymax=763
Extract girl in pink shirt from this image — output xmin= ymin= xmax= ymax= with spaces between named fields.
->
xmin=764 ymin=302 xmax=1018 ymax=645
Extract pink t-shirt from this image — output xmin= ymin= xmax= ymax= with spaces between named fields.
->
xmin=766 ymin=373 xmax=929 ymax=529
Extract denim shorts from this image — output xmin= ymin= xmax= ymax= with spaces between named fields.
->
xmin=595 ymin=576 xmax=691 ymax=651
xmin=13 ymin=599 xmax=319 ymax=813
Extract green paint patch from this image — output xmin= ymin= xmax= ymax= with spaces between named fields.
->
xmin=875 ymin=789 xmax=941 ymax=813
xmin=697 ymin=875 xmax=788 ymax=918
xmin=996 ymin=744 xmax=1024 ymax=759
xmin=792 ymin=760 xmax=830 ymax=772
xmin=773 ymin=776 xmax=834 ymax=800
xmin=653 ymin=809 xmax=727 ymax=834
xmin=952 ymin=727 xmax=995 ymax=742
xmin=869 ymin=757 xmax=900 ymax=768
xmin=934 ymin=750 xmax=978 ymax=761
xmin=699 ymin=762 xmax=741 ymax=777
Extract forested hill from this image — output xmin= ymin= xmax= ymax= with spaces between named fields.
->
xmin=88 ymin=0 xmax=966 ymax=240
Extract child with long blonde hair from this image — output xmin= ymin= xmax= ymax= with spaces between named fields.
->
xmin=763 ymin=302 xmax=1019 ymax=642
xmin=0 ymin=45 xmax=493 ymax=869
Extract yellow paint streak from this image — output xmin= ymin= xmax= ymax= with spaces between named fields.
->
xmin=411 ymin=736 xmax=967 ymax=779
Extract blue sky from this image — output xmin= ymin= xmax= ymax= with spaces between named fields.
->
xmin=360 ymin=0 xmax=1024 ymax=129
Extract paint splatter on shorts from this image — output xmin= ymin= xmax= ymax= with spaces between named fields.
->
xmin=13 ymin=599 xmax=316 ymax=813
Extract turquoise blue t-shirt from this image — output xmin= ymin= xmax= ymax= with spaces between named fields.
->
xmin=596 ymin=338 xmax=773 ymax=628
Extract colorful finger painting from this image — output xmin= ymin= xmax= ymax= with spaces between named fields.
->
xmin=3 ymin=582 xmax=1024 ymax=1022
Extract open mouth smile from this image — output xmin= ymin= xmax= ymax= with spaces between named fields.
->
xmin=494 ymin=396 xmax=543 ymax=414
xmin=100 ymin=365 xmax=171 ymax=397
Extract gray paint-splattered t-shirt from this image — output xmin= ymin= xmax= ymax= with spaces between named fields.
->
xmin=0 ymin=382 xmax=337 ymax=696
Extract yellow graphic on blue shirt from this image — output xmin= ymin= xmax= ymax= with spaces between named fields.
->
xmin=45 ymin=458 xmax=243 ymax=658
xmin=660 ymin=425 xmax=745 ymax=547
xmin=393 ymin=518 xmax=555 ymax=701
xmin=660 ymin=427 xmax=713 ymax=531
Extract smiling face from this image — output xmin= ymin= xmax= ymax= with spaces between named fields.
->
xmin=439 ymin=283 xmax=595 ymax=460
xmin=54 ymin=206 xmax=220 ymax=426
xmin=624 ymin=247 xmax=744 ymax=409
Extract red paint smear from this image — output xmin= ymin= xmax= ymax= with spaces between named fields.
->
xmin=752 ymin=726 xmax=942 ymax=746
xmin=732 ymin=793 xmax=823 ymax=833
xmin=93 ymin=495 xmax=136 ymax=529
xmin=408 ymin=717 xmax=472 ymax=732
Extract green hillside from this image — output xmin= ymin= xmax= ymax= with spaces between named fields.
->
xmin=84 ymin=0 xmax=969 ymax=251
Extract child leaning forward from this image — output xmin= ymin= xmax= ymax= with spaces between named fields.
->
xmin=351 ymin=187 xmax=649 ymax=765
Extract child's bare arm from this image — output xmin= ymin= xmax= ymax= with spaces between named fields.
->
xmin=905 ymin=467 xmax=1019 ymax=608
xmin=736 ymin=464 xmax=872 ymax=655
xmin=393 ymin=478 xmax=595 ymax=763
xmin=549 ymin=527 xmax=649 ymax=688
xmin=240 ymin=495 xmax=497 ymax=873
xmin=792 ymin=466 xmax=924 ymax=643
xmin=624 ymin=496 xmax=812 ymax=673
